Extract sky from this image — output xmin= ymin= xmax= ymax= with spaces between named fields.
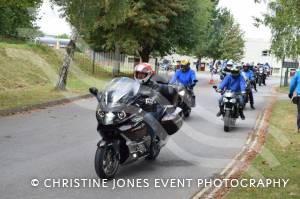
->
xmin=36 ymin=0 xmax=71 ymax=36
xmin=218 ymin=0 xmax=271 ymax=39
xmin=36 ymin=0 xmax=271 ymax=39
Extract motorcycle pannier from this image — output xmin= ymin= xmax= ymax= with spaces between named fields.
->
xmin=161 ymin=108 xmax=183 ymax=135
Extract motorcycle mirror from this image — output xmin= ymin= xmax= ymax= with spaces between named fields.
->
xmin=89 ymin=87 xmax=98 ymax=96
xmin=212 ymin=85 xmax=217 ymax=89
xmin=194 ymin=80 xmax=198 ymax=83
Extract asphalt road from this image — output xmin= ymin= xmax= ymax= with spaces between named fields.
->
xmin=0 ymin=73 xmax=278 ymax=199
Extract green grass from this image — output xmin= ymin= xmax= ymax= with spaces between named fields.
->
xmin=0 ymin=40 xmax=112 ymax=110
xmin=226 ymin=100 xmax=300 ymax=199
xmin=277 ymin=86 xmax=289 ymax=94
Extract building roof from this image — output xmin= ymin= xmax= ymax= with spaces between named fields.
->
xmin=35 ymin=36 xmax=70 ymax=46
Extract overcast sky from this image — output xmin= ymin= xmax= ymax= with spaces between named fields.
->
xmin=37 ymin=0 xmax=271 ymax=39
xmin=36 ymin=0 xmax=71 ymax=36
xmin=219 ymin=0 xmax=271 ymax=39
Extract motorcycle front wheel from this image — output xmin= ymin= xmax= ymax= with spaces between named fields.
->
xmin=183 ymin=108 xmax=191 ymax=118
xmin=258 ymin=78 xmax=262 ymax=86
xmin=224 ymin=110 xmax=231 ymax=132
xmin=95 ymin=146 xmax=120 ymax=179
xmin=181 ymin=103 xmax=191 ymax=118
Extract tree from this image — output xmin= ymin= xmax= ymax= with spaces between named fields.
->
xmin=89 ymin=0 xmax=184 ymax=62
xmin=86 ymin=0 xmax=214 ymax=62
xmin=52 ymin=0 xmax=214 ymax=63
xmin=193 ymin=0 xmax=218 ymax=61
xmin=57 ymin=33 xmax=69 ymax=39
xmin=51 ymin=0 xmax=128 ymax=89
xmin=0 ymin=0 xmax=42 ymax=39
xmin=206 ymin=8 xmax=245 ymax=62
xmin=56 ymin=28 xmax=78 ymax=90
xmin=255 ymin=0 xmax=300 ymax=60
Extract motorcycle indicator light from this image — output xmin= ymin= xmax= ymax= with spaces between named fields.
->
xmin=117 ymin=111 xmax=127 ymax=120
xmin=97 ymin=109 xmax=105 ymax=118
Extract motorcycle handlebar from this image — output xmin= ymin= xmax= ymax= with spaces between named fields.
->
xmin=212 ymin=86 xmax=223 ymax=94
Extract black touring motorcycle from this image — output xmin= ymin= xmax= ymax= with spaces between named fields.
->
xmin=89 ymin=77 xmax=183 ymax=179
xmin=213 ymin=86 xmax=242 ymax=132
xmin=172 ymin=82 xmax=197 ymax=117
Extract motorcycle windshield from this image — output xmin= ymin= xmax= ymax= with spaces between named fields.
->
xmin=99 ymin=77 xmax=140 ymax=108
xmin=170 ymin=81 xmax=185 ymax=87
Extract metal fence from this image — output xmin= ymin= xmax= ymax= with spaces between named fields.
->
xmin=74 ymin=50 xmax=170 ymax=78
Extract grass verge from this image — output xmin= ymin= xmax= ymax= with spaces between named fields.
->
xmin=225 ymin=100 xmax=300 ymax=199
xmin=0 ymin=40 xmax=112 ymax=111
xmin=277 ymin=86 xmax=289 ymax=94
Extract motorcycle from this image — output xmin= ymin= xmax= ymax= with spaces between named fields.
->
xmin=89 ymin=77 xmax=183 ymax=179
xmin=219 ymin=70 xmax=226 ymax=81
xmin=172 ymin=82 xmax=197 ymax=118
xmin=257 ymin=67 xmax=265 ymax=86
xmin=265 ymin=67 xmax=271 ymax=77
xmin=213 ymin=86 xmax=240 ymax=132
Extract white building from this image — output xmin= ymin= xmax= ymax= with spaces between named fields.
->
xmin=35 ymin=36 xmax=70 ymax=49
xmin=242 ymin=38 xmax=282 ymax=76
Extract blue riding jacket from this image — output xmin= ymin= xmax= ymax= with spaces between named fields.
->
xmin=170 ymin=69 xmax=197 ymax=87
xmin=242 ymin=70 xmax=255 ymax=81
xmin=218 ymin=74 xmax=246 ymax=93
xmin=290 ymin=70 xmax=300 ymax=95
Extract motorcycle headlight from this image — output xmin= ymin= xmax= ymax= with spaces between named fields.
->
xmin=117 ymin=111 xmax=127 ymax=120
xmin=230 ymin=98 xmax=236 ymax=103
xmin=179 ymin=90 xmax=185 ymax=96
xmin=223 ymin=98 xmax=229 ymax=103
xmin=104 ymin=112 xmax=115 ymax=125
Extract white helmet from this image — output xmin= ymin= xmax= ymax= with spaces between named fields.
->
xmin=227 ymin=60 xmax=234 ymax=66
xmin=134 ymin=63 xmax=154 ymax=84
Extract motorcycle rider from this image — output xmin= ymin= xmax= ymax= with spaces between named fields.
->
xmin=220 ymin=60 xmax=234 ymax=80
xmin=170 ymin=59 xmax=197 ymax=89
xmin=257 ymin=63 xmax=267 ymax=86
xmin=249 ymin=62 xmax=257 ymax=92
xmin=242 ymin=63 xmax=256 ymax=109
xmin=216 ymin=65 xmax=247 ymax=120
xmin=289 ymin=69 xmax=300 ymax=133
xmin=134 ymin=63 xmax=175 ymax=148
xmin=264 ymin=62 xmax=271 ymax=76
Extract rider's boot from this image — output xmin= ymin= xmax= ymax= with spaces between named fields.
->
xmin=239 ymin=108 xmax=246 ymax=120
xmin=217 ymin=106 xmax=224 ymax=117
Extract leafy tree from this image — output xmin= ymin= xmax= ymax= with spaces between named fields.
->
xmin=57 ymin=33 xmax=69 ymax=39
xmin=0 ymin=0 xmax=42 ymax=39
xmin=206 ymin=8 xmax=245 ymax=62
xmin=126 ymin=0 xmax=214 ymax=62
xmin=255 ymin=0 xmax=300 ymax=60
xmin=176 ymin=0 xmax=213 ymax=55
xmin=193 ymin=0 xmax=218 ymax=61
xmin=87 ymin=0 xmax=184 ymax=61
xmin=51 ymin=0 xmax=129 ymax=89
xmin=80 ymin=0 xmax=214 ymax=62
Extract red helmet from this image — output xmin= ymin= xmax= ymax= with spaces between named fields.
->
xmin=134 ymin=63 xmax=154 ymax=84
xmin=243 ymin=63 xmax=251 ymax=71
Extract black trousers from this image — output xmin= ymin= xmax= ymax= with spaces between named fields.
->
xmin=297 ymin=99 xmax=300 ymax=129
xmin=251 ymin=81 xmax=257 ymax=91
xmin=249 ymin=91 xmax=254 ymax=106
